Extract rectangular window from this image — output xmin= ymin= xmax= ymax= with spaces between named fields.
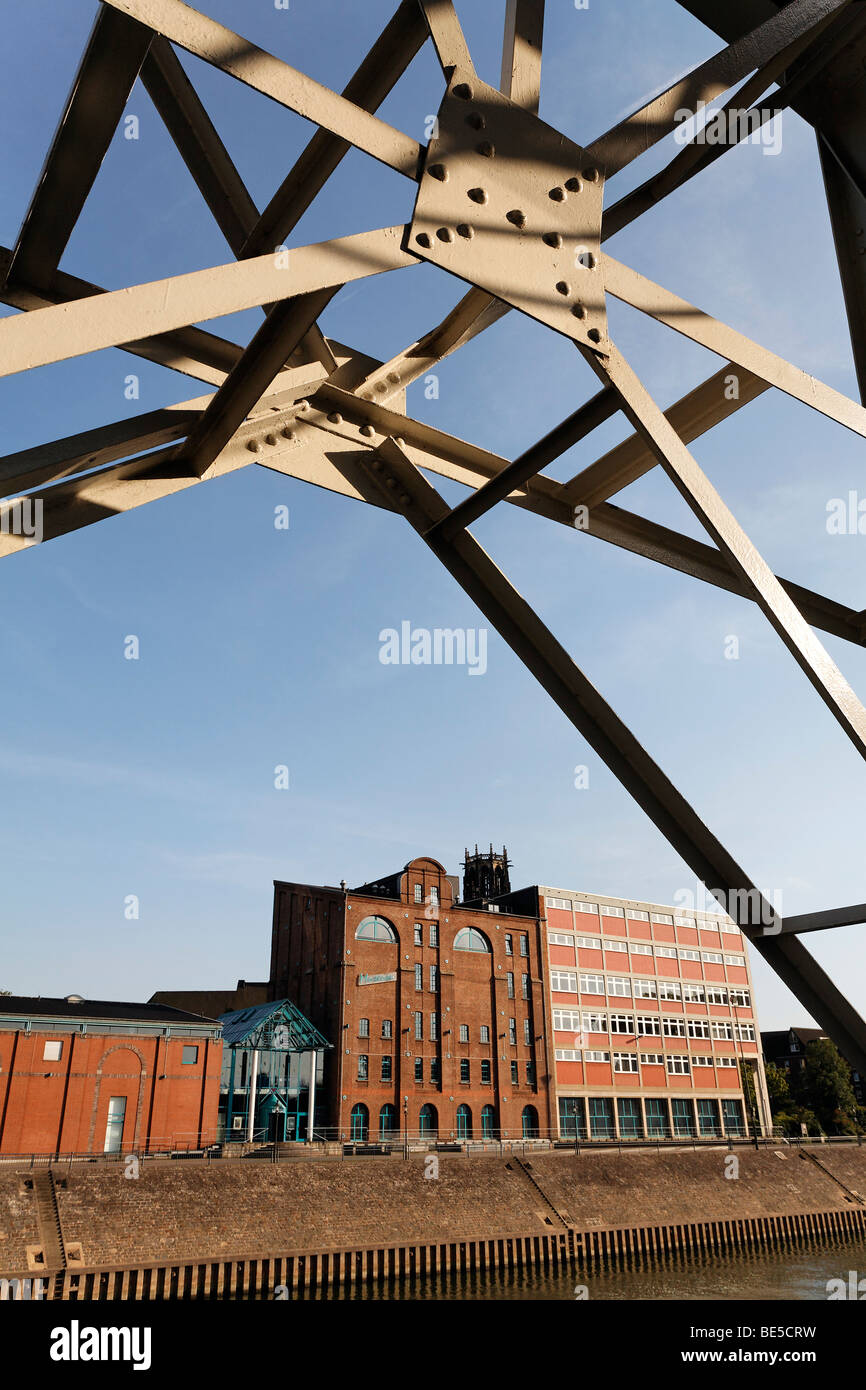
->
xmin=381 ymin=1019 xmax=392 ymax=1039
xmin=606 ymin=976 xmax=632 ymax=998
xmin=415 ymin=963 xmax=423 ymax=991
xmin=552 ymin=1009 xmax=581 ymax=1031
xmin=430 ymin=886 xmax=439 ymax=906
xmin=628 ymin=910 xmax=649 ymax=921
xmin=692 ymin=1055 xmax=715 ymax=1068
xmin=414 ymin=1057 xmax=423 ymax=1082
xmin=584 ymin=1050 xmax=610 ymax=1063
xmin=687 ymin=1019 xmax=711 ymax=1038
xmin=429 ymin=922 xmax=439 ymax=947
xmin=429 ymin=1013 xmax=439 ymax=1041
xmin=414 ymin=884 xmax=423 ymax=903
xmin=617 ymin=1097 xmax=643 ymax=1137
xmin=459 ymin=1024 xmax=469 ymax=1043
xmin=651 ymin=913 xmax=673 ymax=924
xmin=414 ymin=1011 xmax=423 ymax=1040
xmin=724 ymin=954 xmax=746 ymax=967
xmin=414 ymin=922 xmax=422 ymax=946
xmin=730 ymin=989 xmax=751 ymax=1008
xmin=675 ymin=917 xmax=696 ymax=929
xmin=505 ymin=934 xmax=513 ymax=955
xmin=655 ymin=945 xmax=677 ymax=959
xmin=630 ymin=943 xmax=652 ymax=956
xmin=460 ymin=1058 xmax=470 ymax=1083
xmin=430 ymin=1058 xmax=440 ymax=1083
xmin=510 ymin=1061 xmax=519 ymax=1084
xmin=582 ymin=1012 xmax=607 ymax=1033
xmin=481 ymin=1059 xmax=491 ymax=1083
xmin=103 ymin=1096 xmax=126 ymax=1154
xmin=519 ymin=934 xmax=529 ymax=957
xmin=559 ymin=1096 xmax=587 ymax=1139
xmin=43 ymin=1040 xmax=63 ymax=1061
xmin=576 ymin=901 xmax=598 ymax=914
xmin=683 ymin=984 xmax=706 ymax=1003
xmin=429 ymin=965 xmax=438 ymax=992
xmin=636 ymin=1015 xmax=661 ymax=1036
xmin=576 ymin=936 xmax=602 ymax=949
xmin=523 ymin=1018 xmax=531 ymax=1045
xmin=182 ymin=1045 xmax=199 ymax=1065
xmin=555 ymin=1048 xmax=583 ymax=1061
xmin=633 ymin=979 xmax=657 ymax=999
xmin=358 ymin=1018 xmax=369 ymax=1038
xmin=579 ymin=974 xmax=605 ymax=994
xmin=640 ymin=1052 xmax=665 ymax=1065
xmin=588 ymin=1096 xmax=614 ymax=1139
xmin=706 ymin=987 xmax=728 ymax=1005
xmin=357 ymin=1055 xmax=369 ymax=1080
xmin=722 ymin=1099 xmax=745 ymax=1134
xmin=702 ymin=952 xmax=723 ymax=964
xmin=671 ymin=1098 xmax=696 ymax=1136
xmin=521 ymin=973 xmax=530 ymax=1000
xmin=381 ymin=1055 xmax=392 ymax=1082
xmin=645 ymin=1097 xmax=669 ymax=1136
xmin=604 ymin=939 xmax=628 ymax=953
xmin=657 ymin=981 xmax=682 ymax=1001
xmin=711 ymin=1022 xmax=734 ymax=1040
xmin=737 ymin=1023 xmax=756 ymax=1042
xmin=508 ymin=1018 xmax=517 ymax=1045
xmin=662 ymin=1018 xmax=686 ymax=1037
xmin=550 ymin=970 xmax=578 ymax=992
xmin=609 ymin=1013 xmax=635 ymax=1034
xmin=507 ymin=972 xmax=515 ymax=998
xmin=613 ymin=1053 xmax=639 ymax=1073
xmin=480 ymin=1025 xmax=490 ymax=1044
xmin=526 ymin=1061 xmax=535 ymax=1085
xmin=601 ymin=905 xmax=625 ymax=918
xmin=666 ymin=1055 xmax=690 ymax=1075
xmin=717 ymin=1055 xmax=738 ymax=1067
xmin=548 ymin=932 xmax=575 ymax=946
xmin=679 ymin=949 xmax=701 ymax=962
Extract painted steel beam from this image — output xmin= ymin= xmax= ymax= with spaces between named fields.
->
xmin=602 ymin=254 xmax=866 ymax=439
xmin=0 ymin=227 xmax=416 ymax=379
xmin=563 ymin=365 xmax=769 ymax=506
xmin=5 ymin=7 xmax=154 ymax=289
xmin=141 ymin=36 xmax=259 ymax=258
xmin=585 ymin=339 xmax=866 ymax=762
xmin=100 ymin=0 xmax=423 ymax=179
xmin=179 ymin=289 xmax=338 ymax=477
xmin=365 ymin=435 xmax=866 ymax=1076
xmin=241 ymin=1 xmax=428 ymax=259
xmin=500 ymin=0 xmax=545 ymax=114
xmin=419 ymin=0 xmax=475 ymax=75
xmin=769 ymin=902 xmax=866 ymax=936
xmin=425 ymin=387 xmax=620 ymax=540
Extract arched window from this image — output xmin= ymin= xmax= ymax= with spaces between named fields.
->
xmin=418 ymin=1103 xmax=438 ymax=1137
xmin=481 ymin=1104 xmax=496 ymax=1139
xmin=453 ymin=927 xmax=491 ymax=953
xmin=456 ymin=1104 xmax=472 ymax=1139
xmin=354 ymin=915 xmax=397 ymax=943
xmin=379 ymin=1104 xmax=398 ymax=1139
xmin=349 ymin=1103 xmax=369 ymax=1142
xmin=521 ymin=1105 xmax=539 ymax=1139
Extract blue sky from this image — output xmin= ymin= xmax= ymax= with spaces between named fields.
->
xmin=1 ymin=0 xmax=865 ymax=1033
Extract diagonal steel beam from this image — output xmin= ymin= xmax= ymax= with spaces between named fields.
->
xmin=100 ymin=0 xmax=423 ymax=180
xmin=5 ymin=7 xmax=154 ymax=290
xmin=419 ymin=0 xmax=475 ymax=75
xmin=500 ymin=0 xmax=545 ymax=114
xmin=0 ymin=227 xmax=416 ymax=379
xmin=584 ymin=338 xmax=866 ymax=762
xmin=425 ymin=387 xmax=620 ymax=540
xmin=767 ymin=902 xmax=866 ymax=936
xmin=562 ymin=365 xmax=769 ymax=506
xmin=364 ymin=434 xmax=866 ymax=1076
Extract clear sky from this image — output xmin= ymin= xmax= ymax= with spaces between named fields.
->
xmin=1 ymin=0 xmax=864 ymax=1036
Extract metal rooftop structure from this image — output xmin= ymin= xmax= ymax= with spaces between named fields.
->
xmin=3 ymin=0 xmax=866 ymax=1069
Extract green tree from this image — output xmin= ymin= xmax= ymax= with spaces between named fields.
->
xmin=765 ymin=1061 xmax=791 ymax=1112
xmin=795 ymin=1038 xmax=858 ymax=1133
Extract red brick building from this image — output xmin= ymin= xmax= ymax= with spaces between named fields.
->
xmin=269 ymin=854 xmax=553 ymax=1141
xmin=0 ymin=997 xmax=222 ymax=1156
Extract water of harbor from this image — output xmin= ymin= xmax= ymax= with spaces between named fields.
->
xmin=280 ymin=1232 xmax=866 ymax=1300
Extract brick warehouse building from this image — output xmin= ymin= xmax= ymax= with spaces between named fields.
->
xmin=0 ymin=997 xmax=222 ymax=1156
xmin=268 ymin=854 xmax=553 ymax=1142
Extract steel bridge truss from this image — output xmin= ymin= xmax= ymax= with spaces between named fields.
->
xmin=3 ymin=0 xmax=866 ymax=1067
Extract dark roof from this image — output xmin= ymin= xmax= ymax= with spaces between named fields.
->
xmin=762 ymin=1027 xmax=827 ymax=1050
xmin=219 ymin=999 xmax=331 ymax=1050
xmin=0 ymin=996 xmax=220 ymax=1026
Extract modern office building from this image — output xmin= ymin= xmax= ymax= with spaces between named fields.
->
xmin=527 ymin=885 xmax=771 ymax=1139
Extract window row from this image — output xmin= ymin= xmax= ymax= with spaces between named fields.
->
xmin=557 ymin=1095 xmax=746 ymax=1140
xmin=549 ymin=973 xmax=751 ymax=1008
xmin=551 ymin=1009 xmax=756 ymax=1041
xmin=549 ymin=934 xmax=745 ymax=968
xmin=347 ymin=1103 xmax=541 ymax=1142
xmin=554 ymin=1049 xmax=741 ymax=1073
xmin=546 ymin=900 xmax=740 ymax=934
xmin=356 ymin=918 xmax=494 ymax=954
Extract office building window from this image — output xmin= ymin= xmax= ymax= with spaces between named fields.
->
xmin=617 ymin=1097 xmax=642 ymax=1138
xmin=588 ymin=1097 xmax=615 ymax=1139
xmin=510 ymin=1061 xmax=519 ymax=1084
xmin=480 ymin=1059 xmax=491 ymax=1083
xmin=415 ymin=963 xmax=423 ymax=991
xmin=381 ymin=1056 xmax=392 ymax=1082
xmin=414 ymin=922 xmax=422 ymax=946
xmin=521 ymin=973 xmax=530 ymax=999
xmin=414 ymin=1011 xmax=423 ymax=1040
xmin=519 ymin=935 xmax=529 ymax=956
xmin=43 ymin=1041 xmax=63 ymax=1061
xmin=414 ymin=884 xmax=423 ymax=903
xmin=505 ymin=933 xmax=513 ymax=955
xmin=559 ymin=1096 xmax=587 ymax=1139
xmin=607 ymin=977 xmax=632 ymax=998
xmin=523 ymin=1018 xmax=531 ymax=1045
xmin=526 ymin=1061 xmax=535 ymax=1085
xmin=460 ymin=1058 xmax=470 ymax=1083
xmin=459 ymin=1024 xmax=469 ymax=1043
xmin=358 ymin=1018 xmax=370 ymax=1038
xmin=429 ymin=1013 xmax=439 ymax=1041
xmin=645 ymin=1098 xmax=669 ymax=1137
xmin=381 ymin=1019 xmax=392 ymax=1039
xmin=550 ymin=970 xmax=578 ymax=992
xmin=508 ymin=1018 xmax=517 ymax=1045
xmin=613 ymin=1053 xmax=638 ymax=1073
xmin=430 ymin=1058 xmax=440 ymax=1083
xmin=507 ymin=972 xmax=515 ymax=998
xmin=181 ymin=1045 xmax=198 ymax=1065
xmin=609 ymin=1014 xmax=635 ymax=1034
xmin=414 ymin=1057 xmax=423 ymax=1082
xmin=429 ymin=922 xmax=439 ymax=947
xmin=579 ymin=974 xmax=605 ymax=994
xmin=480 ymin=1025 xmax=490 ymax=1043
xmin=429 ymin=965 xmax=438 ymax=992
xmin=671 ymin=1098 xmax=696 ymax=1136
xmin=357 ymin=1055 xmax=368 ymax=1080
xmin=666 ymin=1055 xmax=691 ymax=1075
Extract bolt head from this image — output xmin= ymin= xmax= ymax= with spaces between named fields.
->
xmin=571 ymin=303 xmax=586 ymax=320
xmin=436 ymin=226 xmax=454 ymax=242
xmin=565 ymin=177 xmax=582 ymax=193
xmin=328 ymin=412 xmax=343 ymax=425
xmin=246 ymin=439 xmax=261 ymax=453
xmin=477 ymin=141 xmax=495 ymax=158
xmin=506 ymin=209 xmax=526 ymax=228
xmin=549 ymin=186 xmax=566 ymax=202
xmin=428 ymin=163 xmax=448 ymax=181
xmin=583 ymin=167 xmax=600 ymax=182
xmin=456 ymin=223 xmax=474 ymax=239
xmin=453 ymin=82 xmax=472 ymax=100
xmin=467 ymin=187 xmax=487 ymax=204
xmin=416 ymin=232 xmax=432 ymax=248
xmin=360 ymin=424 xmax=375 ymax=438
xmin=555 ymin=281 xmax=570 ymax=296
xmin=587 ymin=327 xmax=602 ymax=343
xmin=466 ymin=112 xmax=485 ymax=130
xmin=542 ymin=232 xmax=563 ymax=248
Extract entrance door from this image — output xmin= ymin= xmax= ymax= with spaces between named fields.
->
xmin=103 ymin=1096 xmax=127 ymax=1154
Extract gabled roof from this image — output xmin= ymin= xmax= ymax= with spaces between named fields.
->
xmin=218 ymin=998 xmax=331 ymax=1051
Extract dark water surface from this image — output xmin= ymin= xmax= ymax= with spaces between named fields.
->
xmin=282 ymin=1232 xmax=866 ymax=1300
